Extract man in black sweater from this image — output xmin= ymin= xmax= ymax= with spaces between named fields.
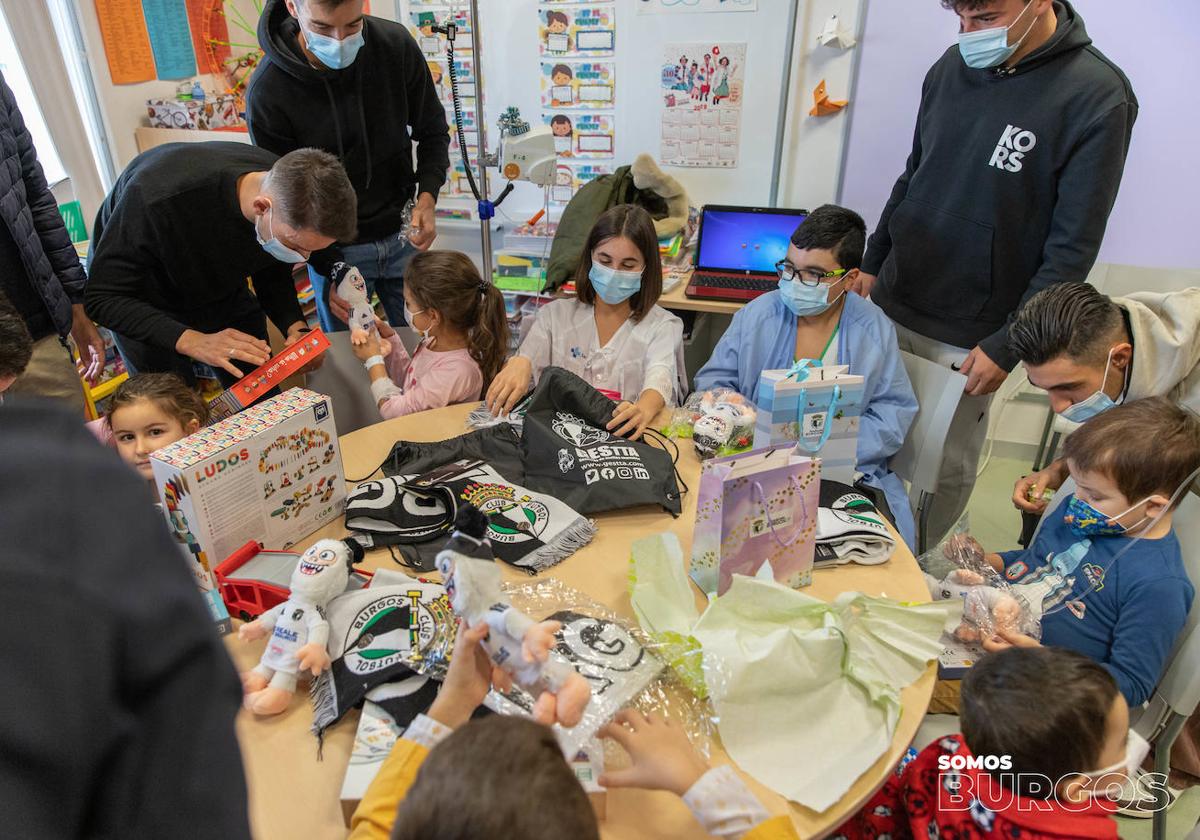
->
xmin=0 ymin=401 xmax=250 ymax=839
xmin=246 ymin=0 xmax=450 ymax=332
xmin=84 ymin=142 xmax=356 ymax=385
xmin=853 ymin=0 xmax=1136 ymax=543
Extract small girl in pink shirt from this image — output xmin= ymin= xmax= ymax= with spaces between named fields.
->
xmin=352 ymin=251 xmax=510 ymax=419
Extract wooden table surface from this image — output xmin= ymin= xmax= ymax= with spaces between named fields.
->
xmin=230 ymin=403 xmax=934 ymax=840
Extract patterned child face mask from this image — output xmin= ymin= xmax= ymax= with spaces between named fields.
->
xmin=1064 ymin=494 xmax=1151 ymax=538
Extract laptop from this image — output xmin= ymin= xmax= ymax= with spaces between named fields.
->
xmin=686 ymin=205 xmax=809 ymax=302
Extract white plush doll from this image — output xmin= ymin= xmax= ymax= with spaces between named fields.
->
xmin=239 ymin=537 xmax=365 ymax=715
xmin=330 ymin=261 xmax=376 ymax=345
xmin=435 ymin=504 xmax=591 ymax=727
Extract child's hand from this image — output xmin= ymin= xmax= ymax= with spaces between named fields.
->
xmin=374 ymin=317 xmax=396 ymax=340
xmin=429 ymin=620 xmax=513 ymax=729
xmin=598 ymin=709 xmax=710 ymax=796
xmin=946 ymin=533 xmax=986 ymax=567
xmin=982 ymin=628 xmax=1041 ymax=653
xmin=608 ymin=401 xmax=651 ymax=440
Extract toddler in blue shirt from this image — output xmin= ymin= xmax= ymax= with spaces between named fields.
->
xmin=976 ymin=397 xmax=1200 ymax=706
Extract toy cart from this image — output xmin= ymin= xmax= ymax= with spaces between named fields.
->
xmin=215 ymin=540 xmax=373 ymax=621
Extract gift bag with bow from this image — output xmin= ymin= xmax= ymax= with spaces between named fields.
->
xmin=754 ymin=359 xmax=864 ymax=485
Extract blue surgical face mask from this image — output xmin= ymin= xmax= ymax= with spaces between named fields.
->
xmin=1065 ymin=494 xmax=1150 ymax=539
xmin=1060 ymin=345 xmax=1126 ymax=424
xmin=588 ymin=261 xmax=643 ymax=305
xmin=958 ymin=0 xmax=1037 ymax=69
xmin=304 ymin=26 xmax=365 ymax=70
xmin=256 ymin=206 xmax=305 ymax=263
xmin=778 ymin=277 xmax=846 ymax=318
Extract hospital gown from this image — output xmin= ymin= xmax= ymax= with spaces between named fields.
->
xmin=695 ymin=291 xmax=919 ymax=547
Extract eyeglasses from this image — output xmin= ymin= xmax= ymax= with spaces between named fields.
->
xmin=774 ymin=261 xmax=847 ymax=287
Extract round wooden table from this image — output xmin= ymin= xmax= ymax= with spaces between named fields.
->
xmin=229 ymin=403 xmax=935 ymax=839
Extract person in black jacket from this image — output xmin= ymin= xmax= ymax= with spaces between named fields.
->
xmin=84 ymin=142 xmax=355 ymax=385
xmin=852 ymin=0 xmax=1136 ymax=544
xmin=0 ymin=401 xmax=251 ymax=840
xmin=0 ymin=71 xmax=104 ymax=412
xmin=246 ymin=0 xmax=450 ymax=333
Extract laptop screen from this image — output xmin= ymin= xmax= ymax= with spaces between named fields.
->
xmin=697 ymin=207 xmax=808 ymax=274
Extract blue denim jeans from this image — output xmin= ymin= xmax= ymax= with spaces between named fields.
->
xmin=309 ymin=232 xmax=417 ymax=332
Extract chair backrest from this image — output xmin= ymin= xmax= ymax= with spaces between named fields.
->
xmin=892 ymin=351 xmax=968 ymax=500
xmin=1138 ymin=491 xmax=1200 ymax=735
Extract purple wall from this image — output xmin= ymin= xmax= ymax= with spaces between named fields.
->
xmin=839 ymin=1 xmax=1200 ymax=271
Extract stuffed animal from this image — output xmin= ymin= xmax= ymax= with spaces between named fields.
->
xmin=630 ymin=153 xmax=689 ymax=239
xmin=926 ymin=568 xmax=1027 ymax=643
xmin=239 ymin=537 xmax=365 ymax=715
xmin=330 ymin=261 xmax=376 ymax=345
xmin=435 ymin=504 xmax=591 ymax=727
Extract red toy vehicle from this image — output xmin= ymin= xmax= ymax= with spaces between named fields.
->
xmin=215 ymin=540 xmax=373 ymax=621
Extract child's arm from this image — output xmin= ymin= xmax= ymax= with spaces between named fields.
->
xmin=608 ymin=314 xmax=683 ymax=439
xmin=1103 ymin=576 xmax=1192 ymax=706
xmin=599 ymin=709 xmax=798 ymax=840
xmin=349 ymin=622 xmax=511 ymax=840
xmin=487 ymin=306 xmax=552 ymax=415
xmin=375 ymin=352 xmax=481 ymax=420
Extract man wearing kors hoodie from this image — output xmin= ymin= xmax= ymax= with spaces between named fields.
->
xmin=1008 ymin=282 xmax=1200 ymax=516
xmin=854 ymin=0 xmax=1136 ymax=543
xmin=246 ymin=0 xmax=450 ymax=332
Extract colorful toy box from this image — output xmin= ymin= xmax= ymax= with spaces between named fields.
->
xmin=150 ymin=388 xmax=346 ymax=620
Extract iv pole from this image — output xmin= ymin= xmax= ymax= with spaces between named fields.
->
xmin=467 ymin=0 xmax=493 ymax=282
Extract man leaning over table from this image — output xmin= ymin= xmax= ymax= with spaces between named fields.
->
xmin=84 ymin=142 xmax=355 ymax=386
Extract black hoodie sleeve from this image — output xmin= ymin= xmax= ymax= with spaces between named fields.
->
xmin=401 ymin=37 xmax=450 ymax=200
xmin=979 ymin=100 xmax=1137 ymax=369
xmin=245 ymin=74 xmax=301 ymax=158
xmin=862 ymin=69 xmax=933 ymax=277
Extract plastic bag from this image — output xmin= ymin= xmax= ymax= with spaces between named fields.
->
xmin=918 ymin=521 xmax=1041 ymax=643
xmin=662 ymin=389 xmax=757 ymax=459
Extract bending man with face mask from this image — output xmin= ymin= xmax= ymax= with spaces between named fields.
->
xmin=84 ymin=143 xmax=356 ymax=385
xmin=695 ymin=205 xmax=919 ymax=547
xmin=246 ymin=0 xmax=450 ymax=334
xmin=851 ymin=0 xmax=1137 ymax=547
xmin=1009 ymin=281 xmax=1200 ymax=515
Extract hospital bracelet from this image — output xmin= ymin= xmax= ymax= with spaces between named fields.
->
xmin=363 ymin=355 xmax=385 ymax=370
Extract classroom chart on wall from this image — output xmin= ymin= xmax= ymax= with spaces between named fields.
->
xmin=539 ymin=6 xmax=617 ymax=58
xmin=637 ymin=0 xmax=757 ymax=15
xmin=543 ymin=112 xmax=616 ymax=159
xmin=540 ymin=60 xmax=616 ymax=110
xmin=660 ymin=42 xmax=745 ymax=168
xmin=95 ymin=0 xmax=157 ymax=84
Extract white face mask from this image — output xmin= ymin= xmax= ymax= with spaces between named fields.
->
xmin=405 ymin=304 xmax=433 ymax=345
xmin=1085 ymin=730 xmax=1151 ymax=796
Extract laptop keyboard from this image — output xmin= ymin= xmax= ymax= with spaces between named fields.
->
xmin=694 ymin=274 xmax=777 ymax=290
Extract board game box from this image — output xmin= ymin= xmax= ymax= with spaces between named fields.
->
xmin=151 ymin=388 xmax=346 ymax=626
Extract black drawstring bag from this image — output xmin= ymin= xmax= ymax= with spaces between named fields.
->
xmin=520 ymin=367 xmax=683 ymax=517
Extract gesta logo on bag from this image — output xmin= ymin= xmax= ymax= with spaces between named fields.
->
xmin=195 ymin=448 xmax=251 ymax=482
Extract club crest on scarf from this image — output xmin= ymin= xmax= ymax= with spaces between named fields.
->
xmin=459 ymin=481 xmax=551 ymax=545
xmin=341 ymin=587 xmax=452 ymax=676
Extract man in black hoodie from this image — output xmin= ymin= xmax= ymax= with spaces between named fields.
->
xmin=0 ymin=401 xmax=250 ymax=839
xmin=246 ymin=0 xmax=450 ymax=333
xmin=854 ymin=0 xmax=1136 ymax=543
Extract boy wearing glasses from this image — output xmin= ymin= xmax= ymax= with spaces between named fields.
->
xmin=695 ymin=204 xmax=918 ymax=545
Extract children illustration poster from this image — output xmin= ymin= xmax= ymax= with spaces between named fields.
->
xmin=550 ymin=162 xmax=614 ymax=205
xmin=637 ymin=0 xmax=757 ymax=14
xmin=541 ymin=61 xmax=616 ymax=110
xmin=543 ymin=112 xmax=615 ymax=159
xmin=660 ymin=42 xmax=746 ymax=168
xmin=539 ymin=6 xmax=616 ymax=58
xmin=428 ymin=58 xmax=476 ymax=107
xmin=410 ymin=9 xmax=472 ymax=57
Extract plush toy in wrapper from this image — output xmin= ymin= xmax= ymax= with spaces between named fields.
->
xmin=922 ymin=533 xmax=1041 ymax=643
xmin=238 ymin=537 xmax=365 ymax=715
xmin=435 ymin=504 xmax=591 ymax=727
xmin=330 ymin=261 xmax=376 ymax=345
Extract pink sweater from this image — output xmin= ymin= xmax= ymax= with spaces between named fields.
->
xmin=376 ymin=334 xmax=483 ymax=419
